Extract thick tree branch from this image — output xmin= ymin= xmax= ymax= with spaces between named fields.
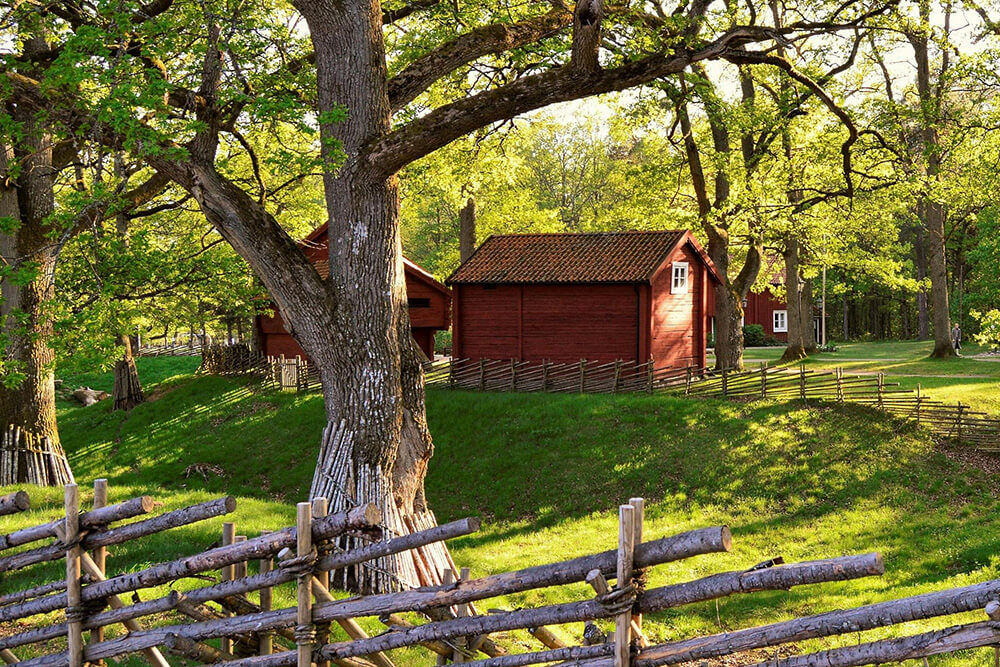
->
xmin=366 ymin=25 xmax=782 ymax=177
xmin=387 ymin=9 xmax=573 ymax=110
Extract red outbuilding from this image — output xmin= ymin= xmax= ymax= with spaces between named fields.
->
xmin=254 ymin=223 xmax=452 ymax=359
xmin=446 ymin=231 xmax=721 ymax=368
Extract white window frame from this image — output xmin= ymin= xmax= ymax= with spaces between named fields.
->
xmin=773 ymin=309 xmax=788 ymax=333
xmin=671 ymin=262 xmax=689 ymax=294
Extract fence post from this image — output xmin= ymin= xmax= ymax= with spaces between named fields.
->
xmin=511 ymin=358 xmax=517 ymax=391
xmin=442 ymin=568 xmax=458 ymax=663
xmin=313 ymin=498 xmax=331 ymax=667
xmin=799 ymin=364 xmax=807 ymax=401
xmin=647 ymin=359 xmax=654 ymax=394
xmin=836 ymin=368 xmax=844 ymax=403
xmin=259 ymin=530 xmax=274 ymax=657
xmin=615 ymin=504 xmax=636 ymax=667
xmin=296 ymin=502 xmax=315 ymax=667
xmin=722 ymin=367 xmax=729 ymax=397
xmin=613 ymin=360 xmax=622 ymax=394
xmin=877 ymin=373 xmax=885 ymax=410
xmin=629 ymin=498 xmax=645 ymax=646
xmin=91 ymin=479 xmax=108 ymax=661
xmin=221 ymin=521 xmax=235 ymax=655
xmin=579 ymin=359 xmax=586 ymax=393
xmin=685 ymin=366 xmax=692 ymax=395
xmin=916 ymin=384 xmax=922 ymax=422
xmin=759 ymin=362 xmax=768 ymax=399
xmin=478 ymin=359 xmax=486 ymax=391
xmin=543 ymin=361 xmax=550 ymax=392
xmin=65 ymin=484 xmax=84 ymax=667
xmin=233 ymin=535 xmax=248 ymax=579
xmin=957 ymin=403 xmax=965 ymax=443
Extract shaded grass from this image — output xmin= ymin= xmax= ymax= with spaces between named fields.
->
xmin=2 ymin=357 xmax=1000 ymax=664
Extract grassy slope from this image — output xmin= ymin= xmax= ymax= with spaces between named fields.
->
xmin=3 ymin=356 xmax=1000 ymax=664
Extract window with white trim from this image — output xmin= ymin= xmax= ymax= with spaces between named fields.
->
xmin=773 ymin=310 xmax=788 ymax=333
xmin=671 ymin=262 xmax=689 ymax=294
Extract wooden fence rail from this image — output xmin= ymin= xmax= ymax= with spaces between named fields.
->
xmin=4 ymin=485 xmax=1000 ymax=667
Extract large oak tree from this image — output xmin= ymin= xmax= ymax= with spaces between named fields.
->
xmin=6 ymin=0 xmax=888 ymax=587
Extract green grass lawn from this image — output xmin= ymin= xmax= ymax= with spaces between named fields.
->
xmin=3 ymin=356 xmax=1000 ymax=664
xmin=713 ymin=340 xmax=1000 ymax=416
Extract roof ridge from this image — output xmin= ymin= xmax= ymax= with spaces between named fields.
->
xmin=485 ymin=230 xmax=687 ymax=239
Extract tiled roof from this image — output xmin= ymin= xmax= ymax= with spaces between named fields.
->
xmin=446 ymin=231 xmax=690 ymax=284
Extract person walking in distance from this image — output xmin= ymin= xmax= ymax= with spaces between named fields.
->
xmin=952 ymin=323 xmax=962 ymax=354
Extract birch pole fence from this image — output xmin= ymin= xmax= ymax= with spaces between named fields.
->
xmin=4 ymin=486 xmax=1000 ymax=666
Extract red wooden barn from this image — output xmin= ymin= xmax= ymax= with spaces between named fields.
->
xmin=446 ymin=231 xmax=721 ymax=368
xmin=254 ymin=223 xmax=452 ymax=359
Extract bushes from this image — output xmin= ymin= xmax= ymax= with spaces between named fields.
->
xmin=743 ymin=324 xmax=766 ymax=347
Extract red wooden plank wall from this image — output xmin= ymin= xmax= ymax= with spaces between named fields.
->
xmin=744 ymin=287 xmax=788 ymax=342
xmin=650 ymin=243 xmax=702 ymax=368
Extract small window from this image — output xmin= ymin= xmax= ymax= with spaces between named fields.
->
xmin=773 ymin=310 xmax=788 ymax=333
xmin=671 ymin=262 xmax=689 ymax=294
xmin=408 ymin=297 xmax=431 ymax=309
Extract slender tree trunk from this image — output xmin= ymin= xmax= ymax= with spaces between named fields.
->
xmin=909 ymin=0 xmax=954 ymax=358
xmin=780 ymin=237 xmax=807 ymax=362
xmin=459 ymin=196 xmax=476 ymax=262
xmin=915 ymin=220 xmax=929 ymax=340
xmin=705 ymin=227 xmax=753 ymax=371
xmin=112 ymin=335 xmax=144 ymax=412
xmin=0 ymin=97 xmax=73 ymax=486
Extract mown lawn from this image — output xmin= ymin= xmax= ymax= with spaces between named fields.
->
xmin=3 ymin=356 xmax=1000 ymax=664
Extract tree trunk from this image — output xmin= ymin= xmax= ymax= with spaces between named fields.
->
xmin=293 ymin=0 xmax=447 ymax=593
xmin=459 ymin=196 xmax=476 ymax=262
xmin=925 ymin=199 xmax=954 ymax=356
xmin=0 ymin=104 xmax=73 ymax=486
xmin=800 ymin=278 xmax=817 ymax=353
xmin=705 ymin=229 xmax=749 ymax=371
xmin=910 ymin=0 xmax=954 ymax=358
xmin=780 ymin=237 xmax=807 ymax=363
xmin=112 ymin=335 xmax=144 ymax=412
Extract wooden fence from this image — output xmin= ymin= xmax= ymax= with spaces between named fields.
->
xmin=5 ymin=484 xmax=1000 ymax=666
xmin=200 ymin=344 xmax=321 ymax=392
xmin=424 ymin=358 xmax=1000 ymax=450
xmin=137 ymin=341 xmax=205 ymax=357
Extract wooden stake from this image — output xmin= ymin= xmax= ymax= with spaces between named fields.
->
xmin=222 ymin=521 xmax=236 ymax=655
xmin=91 ymin=479 xmax=108 ymax=660
xmin=628 ymin=498 xmax=646 ymax=648
xmin=313 ymin=498 xmax=331 ymax=667
xmin=0 ymin=648 xmax=19 ymax=664
xmin=260 ymin=530 xmax=274 ymax=656
xmin=616 ymin=505 xmax=636 ymax=667
xmin=234 ymin=535 xmax=248 ymax=579
xmin=297 ymin=502 xmax=315 ymax=667
xmin=65 ymin=484 xmax=83 ymax=667
xmin=759 ymin=363 xmax=767 ymax=399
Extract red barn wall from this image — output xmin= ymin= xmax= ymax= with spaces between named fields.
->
xmin=650 ymin=243 xmax=704 ymax=369
xmin=454 ymin=284 xmax=640 ymax=363
xmin=744 ymin=288 xmax=788 ymax=342
xmin=257 ymin=268 xmax=449 ymax=360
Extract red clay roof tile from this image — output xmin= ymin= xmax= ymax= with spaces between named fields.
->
xmin=446 ymin=231 xmax=692 ymax=284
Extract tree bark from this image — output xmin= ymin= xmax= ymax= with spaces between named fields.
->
xmin=291 ymin=0 xmax=445 ymax=593
xmin=909 ymin=0 xmax=954 ymax=357
xmin=780 ymin=238 xmax=807 ymax=362
xmin=112 ymin=335 xmax=144 ymax=412
xmin=459 ymin=196 xmax=476 ymax=262
xmin=0 ymin=85 xmax=73 ymax=486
